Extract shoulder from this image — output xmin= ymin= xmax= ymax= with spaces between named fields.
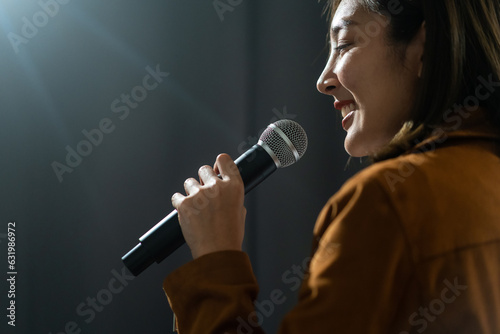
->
xmin=316 ymin=138 xmax=500 ymax=261
xmin=313 ymin=146 xmax=450 ymax=258
xmin=321 ymin=144 xmax=459 ymax=234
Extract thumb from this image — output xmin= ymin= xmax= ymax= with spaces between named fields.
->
xmin=214 ymin=154 xmax=241 ymax=181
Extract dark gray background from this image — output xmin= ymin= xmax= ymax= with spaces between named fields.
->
xmin=0 ymin=1 xmax=366 ymax=333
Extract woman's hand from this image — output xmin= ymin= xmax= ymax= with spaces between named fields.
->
xmin=171 ymin=154 xmax=246 ymax=259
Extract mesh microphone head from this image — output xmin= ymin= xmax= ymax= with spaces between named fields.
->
xmin=258 ymin=119 xmax=308 ymax=168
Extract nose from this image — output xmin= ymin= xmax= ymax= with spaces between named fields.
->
xmin=316 ymin=60 xmax=339 ymax=95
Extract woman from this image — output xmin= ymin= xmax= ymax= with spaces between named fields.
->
xmin=164 ymin=0 xmax=500 ymax=332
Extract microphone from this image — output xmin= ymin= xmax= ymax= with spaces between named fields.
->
xmin=121 ymin=119 xmax=308 ymax=276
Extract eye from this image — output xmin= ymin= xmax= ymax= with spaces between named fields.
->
xmin=334 ymin=43 xmax=352 ymax=53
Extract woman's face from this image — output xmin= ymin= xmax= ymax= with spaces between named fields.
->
xmin=317 ymin=0 xmax=424 ymax=157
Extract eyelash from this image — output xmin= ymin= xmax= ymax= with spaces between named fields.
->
xmin=334 ymin=43 xmax=352 ymax=53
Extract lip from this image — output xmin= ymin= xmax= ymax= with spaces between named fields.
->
xmin=342 ymin=110 xmax=355 ymax=131
xmin=334 ymin=100 xmax=355 ymax=112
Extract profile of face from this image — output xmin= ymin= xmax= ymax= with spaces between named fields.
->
xmin=317 ymin=0 xmax=425 ymax=157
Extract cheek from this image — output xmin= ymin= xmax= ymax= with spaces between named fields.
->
xmin=338 ymin=49 xmax=396 ymax=104
xmin=336 ymin=55 xmax=363 ymax=94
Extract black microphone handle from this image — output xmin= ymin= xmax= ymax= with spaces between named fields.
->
xmin=122 ymin=144 xmax=277 ymax=276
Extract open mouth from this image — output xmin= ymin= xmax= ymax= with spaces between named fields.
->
xmin=341 ymin=103 xmax=356 ymax=130
xmin=341 ymin=103 xmax=356 ymax=118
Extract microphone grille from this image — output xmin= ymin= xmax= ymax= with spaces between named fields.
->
xmin=258 ymin=119 xmax=308 ymax=168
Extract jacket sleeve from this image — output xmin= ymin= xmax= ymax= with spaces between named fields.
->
xmin=163 ymin=250 xmax=265 ymax=334
xmin=164 ymin=175 xmax=414 ymax=334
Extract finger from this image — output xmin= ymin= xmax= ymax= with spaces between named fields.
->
xmin=171 ymin=192 xmax=184 ymax=209
xmin=183 ymin=177 xmax=200 ymax=195
xmin=198 ymin=165 xmax=218 ymax=186
xmin=213 ymin=160 xmax=220 ymax=175
xmin=215 ymin=154 xmax=241 ymax=181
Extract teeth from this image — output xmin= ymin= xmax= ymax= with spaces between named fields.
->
xmin=341 ymin=103 xmax=356 ymax=117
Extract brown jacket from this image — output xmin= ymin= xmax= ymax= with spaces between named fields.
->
xmin=164 ymin=130 xmax=500 ymax=333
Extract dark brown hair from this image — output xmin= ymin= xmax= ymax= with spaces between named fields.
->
xmin=325 ymin=0 xmax=500 ymax=161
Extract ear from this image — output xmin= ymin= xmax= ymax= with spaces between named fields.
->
xmin=406 ymin=21 xmax=426 ymax=78
xmin=415 ymin=22 xmax=426 ymax=78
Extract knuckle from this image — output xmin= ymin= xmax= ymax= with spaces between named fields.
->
xmin=178 ymin=197 xmax=193 ymax=212
xmin=228 ymin=177 xmax=244 ymax=189
xmin=193 ymin=195 xmax=209 ymax=209
xmin=205 ymin=184 xmax=220 ymax=198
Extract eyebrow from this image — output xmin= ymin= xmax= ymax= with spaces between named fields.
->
xmin=331 ymin=19 xmax=359 ymax=37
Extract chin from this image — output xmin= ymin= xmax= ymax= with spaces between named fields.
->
xmin=344 ymin=142 xmax=368 ymax=158
xmin=345 ymin=147 xmax=369 ymax=158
